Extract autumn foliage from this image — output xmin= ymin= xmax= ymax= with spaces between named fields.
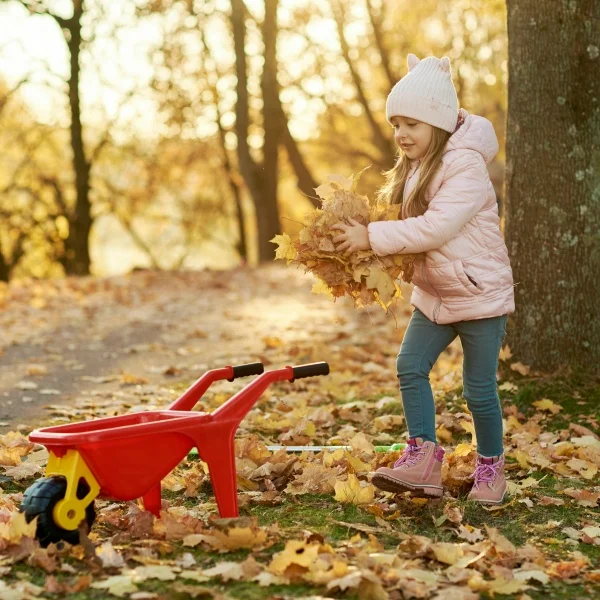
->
xmin=271 ymin=168 xmax=418 ymax=311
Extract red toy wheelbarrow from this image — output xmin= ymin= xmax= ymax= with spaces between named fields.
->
xmin=20 ymin=361 xmax=330 ymax=547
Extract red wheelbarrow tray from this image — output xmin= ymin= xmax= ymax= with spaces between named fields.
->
xmin=28 ymin=362 xmax=329 ymax=518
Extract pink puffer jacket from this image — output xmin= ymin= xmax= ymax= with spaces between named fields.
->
xmin=367 ymin=108 xmax=515 ymax=324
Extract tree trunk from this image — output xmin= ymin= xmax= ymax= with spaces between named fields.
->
xmin=505 ymin=0 xmax=600 ymax=374
xmin=259 ymin=0 xmax=282 ymax=262
xmin=331 ymin=0 xmax=395 ymax=161
xmin=64 ymin=0 xmax=91 ymax=275
xmin=231 ymin=0 xmax=281 ymax=263
xmin=277 ymin=104 xmax=320 ymax=209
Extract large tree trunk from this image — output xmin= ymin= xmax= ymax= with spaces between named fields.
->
xmin=505 ymin=0 xmax=599 ymax=374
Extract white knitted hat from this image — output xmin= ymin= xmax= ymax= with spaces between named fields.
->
xmin=386 ymin=54 xmax=459 ymax=133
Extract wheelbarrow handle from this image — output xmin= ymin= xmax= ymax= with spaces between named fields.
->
xmin=290 ymin=361 xmax=330 ymax=382
xmin=229 ymin=362 xmax=265 ymax=381
xmin=168 ymin=362 xmax=264 ymax=411
xmin=211 ymin=362 xmax=331 ymax=422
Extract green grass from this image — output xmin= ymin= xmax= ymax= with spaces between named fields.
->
xmin=3 ymin=372 xmax=599 ymax=599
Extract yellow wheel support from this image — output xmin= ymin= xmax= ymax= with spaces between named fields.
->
xmin=46 ymin=450 xmax=100 ymax=531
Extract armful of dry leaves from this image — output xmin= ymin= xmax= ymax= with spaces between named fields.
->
xmin=271 ymin=167 xmax=420 ymax=312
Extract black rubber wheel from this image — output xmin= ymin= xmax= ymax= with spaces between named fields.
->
xmin=19 ymin=476 xmax=96 ymax=547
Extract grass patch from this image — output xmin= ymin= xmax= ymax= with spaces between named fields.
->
xmin=505 ymin=373 xmax=599 ymax=429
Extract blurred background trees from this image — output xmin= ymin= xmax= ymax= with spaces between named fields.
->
xmin=0 ymin=0 xmax=508 ymax=278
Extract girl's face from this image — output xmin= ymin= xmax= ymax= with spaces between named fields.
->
xmin=390 ymin=115 xmax=434 ymax=161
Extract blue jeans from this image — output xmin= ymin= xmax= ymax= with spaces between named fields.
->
xmin=396 ymin=307 xmax=507 ymax=457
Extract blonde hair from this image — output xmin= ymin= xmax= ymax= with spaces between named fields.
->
xmin=375 ymin=125 xmax=452 ymax=218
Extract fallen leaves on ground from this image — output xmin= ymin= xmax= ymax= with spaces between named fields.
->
xmin=0 ymin=267 xmax=598 ymax=598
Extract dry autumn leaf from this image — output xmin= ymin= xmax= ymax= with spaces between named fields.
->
xmin=333 ymin=474 xmax=375 ymax=505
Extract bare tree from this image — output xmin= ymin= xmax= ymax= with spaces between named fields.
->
xmin=1 ymin=0 xmax=131 ymax=275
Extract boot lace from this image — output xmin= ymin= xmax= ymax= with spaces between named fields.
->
xmin=393 ymin=444 xmax=425 ymax=469
xmin=470 ymin=460 xmax=501 ymax=489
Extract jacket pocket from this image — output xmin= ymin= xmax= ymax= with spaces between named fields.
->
xmin=455 ymin=259 xmax=484 ymax=295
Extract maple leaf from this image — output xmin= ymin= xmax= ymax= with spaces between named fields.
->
xmin=270 ymin=233 xmax=297 ymax=263
xmin=0 ymin=511 xmax=37 ymax=545
xmin=333 ymin=474 xmax=375 ymax=505
xmin=269 ymin=540 xmax=321 ymax=575
xmin=532 ymin=398 xmax=562 ymax=414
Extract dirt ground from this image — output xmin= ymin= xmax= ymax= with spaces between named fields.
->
xmin=0 ymin=264 xmax=446 ymax=433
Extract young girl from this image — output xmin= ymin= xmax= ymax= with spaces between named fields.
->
xmin=331 ymin=54 xmax=515 ymax=505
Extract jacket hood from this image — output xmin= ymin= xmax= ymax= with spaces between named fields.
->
xmin=444 ymin=108 xmax=499 ymax=165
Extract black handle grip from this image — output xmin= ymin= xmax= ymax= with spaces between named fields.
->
xmin=230 ymin=362 xmax=265 ymax=381
xmin=291 ymin=361 xmax=330 ymax=381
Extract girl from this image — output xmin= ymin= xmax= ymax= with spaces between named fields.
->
xmin=331 ymin=54 xmax=515 ymax=505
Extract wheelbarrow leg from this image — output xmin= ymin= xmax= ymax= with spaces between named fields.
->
xmin=142 ymin=483 xmax=162 ymax=517
xmin=196 ymin=428 xmax=239 ymax=518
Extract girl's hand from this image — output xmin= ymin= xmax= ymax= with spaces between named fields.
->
xmin=331 ymin=218 xmax=371 ymax=254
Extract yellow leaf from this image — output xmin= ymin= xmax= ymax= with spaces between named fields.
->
xmin=185 ymin=526 xmax=268 ymax=552
xmin=511 ymin=449 xmax=530 ymax=469
xmin=0 ymin=511 xmax=37 ymax=544
xmin=566 ymin=458 xmax=598 ymax=480
xmin=411 ymin=498 xmax=429 ymax=506
xmin=487 ymin=577 xmax=531 ymax=595
xmin=453 ymin=443 xmax=474 ymax=458
xmin=431 ymin=542 xmax=464 ymax=565
xmin=91 ymin=575 xmax=138 ymax=597
xmin=263 ymin=336 xmax=284 ymax=349
xmin=498 ymin=344 xmax=513 ymax=361
xmin=311 ymin=280 xmax=334 ymax=298
xmin=270 ymin=233 xmax=297 ymax=262
xmin=532 ymin=399 xmax=562 ymax=414
xmin=510 ymin=361 xmax=531 ymax=376
xmin=517 ymin=476 xmax=540 ymax=490
xmin=269 ymin=540 xmax=320 ymax=575
xmin=202 ymin=561 xmax=245 ymax=581
xmin=345 ymin=454 xmax=372 ymax=473
xmin=315 ymin=182 xmax=335 ymax=201
xmin=327 ymin=173 xmax=353 ymax=190
xmin=365 ymin=268 xmax=398 ymax=307
xmin=572 ymin=436 xmax=600 ymax=450
xmin=350 ymin=165 xmax=371 ymax=192
xmin=348 ymin=432 xmax=374 ymax=455
xmin=352 ymin=266 xmax=370 ymax=283
xmin=460 ymin=420 xmax=477 ymax=444
xmin=132 ymin=565 xmax=177 ymax=581
xmin=323 ymin=448 xmax=346 ymax=467
xmin=299 ymin=228 xmax=312 ymax=244
xmin=436 ymin=424 xmax=454 ymax=443
xmin=334 ymin=474 xmax=375 ymax=505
